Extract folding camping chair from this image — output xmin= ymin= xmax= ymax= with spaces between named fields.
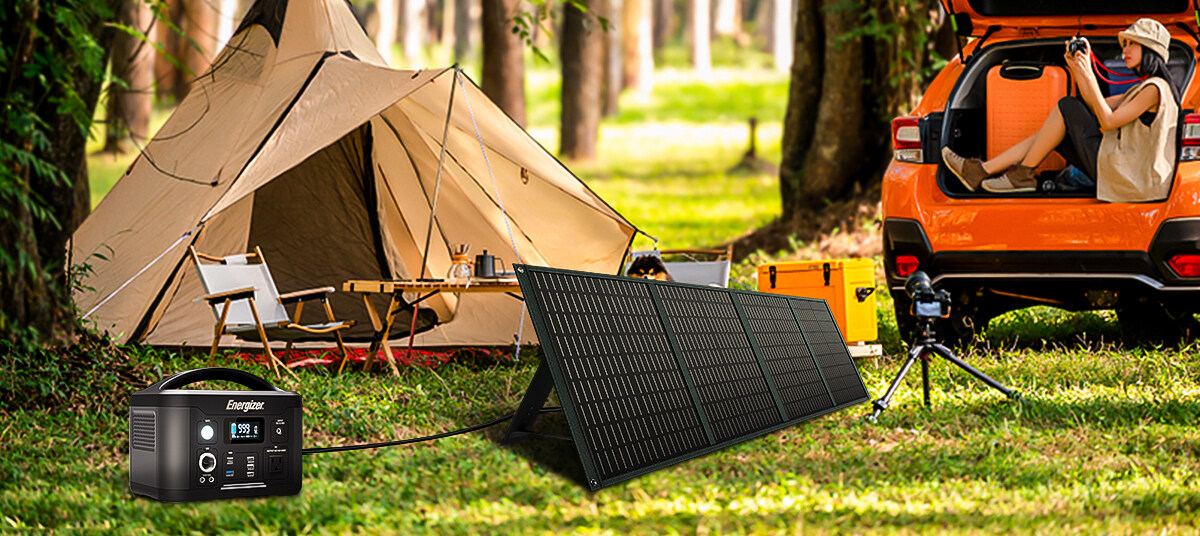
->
xmin=190 ymin=246 xmax=355 ymax=375
xmin=625 ymin=245 xmax=734 ymax=287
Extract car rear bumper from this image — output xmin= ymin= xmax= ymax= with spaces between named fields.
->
xmin=883 ymin=218 xmax=1200 ymax=307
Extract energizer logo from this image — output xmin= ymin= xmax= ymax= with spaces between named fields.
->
xmin=226 ymin=400 xmax=265 ymax=412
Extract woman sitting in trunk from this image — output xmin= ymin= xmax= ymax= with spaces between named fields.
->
xmin=943 ymin=18 xmax=1180 ymax=202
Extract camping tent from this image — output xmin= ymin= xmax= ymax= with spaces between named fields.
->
xmin=71 ymin=0 xmax=636 ymax=348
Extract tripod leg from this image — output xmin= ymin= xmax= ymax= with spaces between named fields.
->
xmin=922 ymin=357 xmax=931 ymax=407
xmin=868 ymin=345 xmax=923 ymax=422
xmin=929 ymin=343 xmax=1021 ymax=400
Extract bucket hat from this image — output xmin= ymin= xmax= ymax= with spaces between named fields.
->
xmin=1119 ymin=18 xmax=1171 ymax=62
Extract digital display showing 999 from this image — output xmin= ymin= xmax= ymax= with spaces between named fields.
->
xmin=225 ymin=418 xmax=264 ymax=443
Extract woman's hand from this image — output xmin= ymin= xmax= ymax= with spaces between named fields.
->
xmin=1064 ymin=40 xmax=1093 ymax=81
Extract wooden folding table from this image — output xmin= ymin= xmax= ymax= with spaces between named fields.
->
xmin=341 ymin=279 xmax=523 ymax=376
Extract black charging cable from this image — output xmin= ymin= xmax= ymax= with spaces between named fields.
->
xmin=301 ymin=407 xmax=562 ymax=455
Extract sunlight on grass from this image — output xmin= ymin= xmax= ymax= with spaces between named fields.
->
xmin=5 ymin=307 xmax=1200 ymax=533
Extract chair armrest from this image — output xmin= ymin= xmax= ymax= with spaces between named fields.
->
xmin=202 ymin=287 xmax=257 ymax=305
xmin=278 ymin=287 xmax=335 ymax=305
xmin=661 ymin=248 xmax=733 ymax=260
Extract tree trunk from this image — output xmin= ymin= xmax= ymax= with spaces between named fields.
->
xmin=174 ymin=0 xmax=219 ymax=102
xmin=481 ymin=0 xmax=525 ymax=126
xmin=1 ymin=0 xmax=118 ymax=344
xmin=603 ymin=0 xmax=622 ymax=116
xmin=376 ymin=0 xmax=399 ymax=65
xmin=686 ymin=0 xmax=710 ymax=74
xmin=779 ymin=0 xmax=942 ymax=217
xmin=402 ymin=0 xmax=424 ymax=66
xmin=442 ymin=0 xmax=456 ymax=56
xmin=780 ymin=0 xmax=853 ymax=217
xmin=771 ymin=0 xmax=791 ymax=71
xmin=621 ymin=0 xmax=653 ymax=92
xmin=217 ymin=0 xmax=240 ymax=47
xmin=453 ymin=0 xmax=475 ymax=61
xmin=103 ymin=0 xmax=154 ymax=154
xmin=155 ymin=0 xmax=183 ymax=101
xmin=560 ymin=0 xmax=604 ymax=160
xmin=713 ymin=0 xmax=740 ymax=37
xmin=652 ymin=0 xmax=672 ymax=53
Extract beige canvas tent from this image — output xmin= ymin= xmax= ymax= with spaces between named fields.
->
xmin=71 ymin=0 xmax=636 ymax=348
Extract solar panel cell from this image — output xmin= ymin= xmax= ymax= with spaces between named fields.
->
xmin=658 ymin=285 xmax=782 ymax=442
xmin=736 ymin=293 xmax=836 ymax=420
xmin=509 ymin=266 xmax=869 ymax=489
xmin=528 ymin=271 xmax=708 ymax=481
xmin=788 ymin=299 xmax=869 ymax=406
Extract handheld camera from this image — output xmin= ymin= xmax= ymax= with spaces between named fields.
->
xmin=1067 ymin=36 xmax=1089 ymax=56
xmin=904 ymin=271 xmax=951 ymax=318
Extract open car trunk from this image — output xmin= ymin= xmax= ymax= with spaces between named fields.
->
xmin=938 ymin=37 xmax=1196 ymax=198
xmin=943 ymin=0 xmax=1198 ymax=35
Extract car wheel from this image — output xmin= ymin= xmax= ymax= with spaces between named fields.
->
xmin=1116 ymin=300 xmax=1200 ymax=343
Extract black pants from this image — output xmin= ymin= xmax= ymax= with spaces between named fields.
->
xmin=1055 ymin=96 xmax=1102 ymax=180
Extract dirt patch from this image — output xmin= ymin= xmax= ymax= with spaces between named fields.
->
xmin=730 ymin=182 xmax=882 ymax=262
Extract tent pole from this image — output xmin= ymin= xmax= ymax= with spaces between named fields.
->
xmin=406 ymin=67 xmax=460 ymax=364
xmin=417 ymin=67 xmax=460 ymax=282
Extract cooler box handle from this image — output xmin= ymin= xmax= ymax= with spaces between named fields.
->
xmin=856 ymin=287 xmax=875 ymax=303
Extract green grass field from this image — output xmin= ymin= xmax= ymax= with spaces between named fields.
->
xmin=11 ymin=65 xmax=1194 ymax=533
xmin=4 ymin=301 xmax=1198 ymax=533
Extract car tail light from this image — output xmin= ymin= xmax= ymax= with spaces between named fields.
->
xmin=1182 ymin=114 xmax=1200 ymax=161
xmin=892 ymin=117 xmax=922 ymax=163
xmin=1168 ymin=253 xmax=1200 ymax=277
xmin=895 ymin=255 xmax=920 ymax=277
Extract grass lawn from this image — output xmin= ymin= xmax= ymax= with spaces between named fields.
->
xmin=25 ymin=64 xmax=1194 ymax=533
xmin=3 ymin=299 xmax=1199 ymax=533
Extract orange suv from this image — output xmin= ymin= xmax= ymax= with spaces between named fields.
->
xmin=882 ymin=1 xmax=1200 ymax=340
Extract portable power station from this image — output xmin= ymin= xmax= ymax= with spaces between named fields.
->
xmin=129 ymin=367 xmax=302 ymax=502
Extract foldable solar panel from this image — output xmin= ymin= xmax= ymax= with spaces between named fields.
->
xmin=504 ymin=265 xmax=869 ymax=490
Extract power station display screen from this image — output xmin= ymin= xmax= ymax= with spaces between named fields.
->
xmin=514 ymin=264 xmax=870 ymax=490
xmin=226 ymin=418 xmax=264 ymax=443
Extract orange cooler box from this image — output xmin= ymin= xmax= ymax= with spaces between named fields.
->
xmin=756 ymin=259 xmax=878 ymax=343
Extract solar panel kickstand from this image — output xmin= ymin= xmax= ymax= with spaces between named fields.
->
xmin=501 ymin=359 xmax=561 ymax=444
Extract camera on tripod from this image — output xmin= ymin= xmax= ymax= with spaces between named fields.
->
xmin=1067 ymin=36 xmax=1089 ymax=56
xmin=868 ymin=270 xmax=1021 ymax=421
xmin=904 ymin=271 xmax=951 ymax=319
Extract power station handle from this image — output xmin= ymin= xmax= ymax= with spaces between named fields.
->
xmin=152 ymin=367 xmax=281 ymax=392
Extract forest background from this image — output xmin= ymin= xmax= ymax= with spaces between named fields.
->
xmin=1 ymin=0 xmax=954 ymax=345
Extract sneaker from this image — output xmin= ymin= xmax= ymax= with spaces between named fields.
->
xmin=941 ymin=147 xmax=990 ymax=192
xmin=981 ymin=165 xmax=1037 ymax=193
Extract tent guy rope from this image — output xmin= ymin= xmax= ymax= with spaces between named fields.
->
xmin=82 ymin=224 xmax=202 ymax=319
xmin=456 ymin=67 xmax=529 ymax=357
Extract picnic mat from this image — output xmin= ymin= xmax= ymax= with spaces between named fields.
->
xmin=232 ymin=347 xmax=511 ymax=370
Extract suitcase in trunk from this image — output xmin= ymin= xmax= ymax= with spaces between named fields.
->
xmin=987 ymin=62 xmax=1070 ymax=173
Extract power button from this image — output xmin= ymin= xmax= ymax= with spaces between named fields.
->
xmin=198 ymin=419 xmax=217 ymax=444
xmin=271 ymin=419 xmax=286 ymax=443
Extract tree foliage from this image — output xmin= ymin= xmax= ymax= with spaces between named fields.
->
xmin=0 ymin=0 xmax=119 ymax=347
